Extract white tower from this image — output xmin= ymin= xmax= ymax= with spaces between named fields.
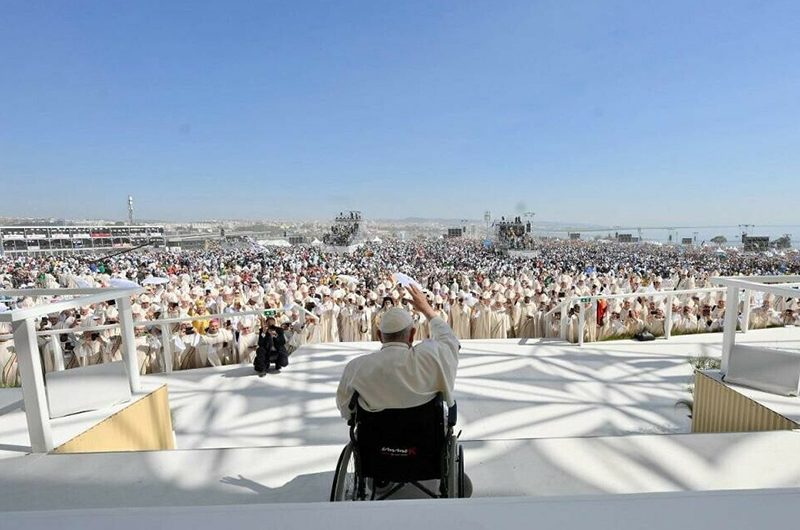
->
xmin=128 ymin=195 xmax=134 ymax=226
xmin=483 ymin=210 xmax=491 ymax=239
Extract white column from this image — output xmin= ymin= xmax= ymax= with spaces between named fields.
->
xmin=13 ymin=318 xmax=53 ymax=452
xmin=116 ymin=297 xmax=141 ymax=392
xmin=720 ymin=285 xmax=739 ymax=376
xmin=50 ymin=334 xmax=65 ymax=371
xmin=160 ymin=324 xmax=173 ymax=373
xmin=664 ymin=294 xmax=673 ymax=340
xmin=578 ymin=303 xmax=585 ymax=347
xmin=741 ymin=289 xmax=752 ymax=334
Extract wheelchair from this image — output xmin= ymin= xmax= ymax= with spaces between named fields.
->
xmin=330 ymin=392 xmax=465 ymax=501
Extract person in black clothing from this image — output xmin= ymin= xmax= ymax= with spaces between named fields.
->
xmin=254 ymin=316 xmax=289 ymax=376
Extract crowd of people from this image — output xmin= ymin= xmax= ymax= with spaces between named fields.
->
xmin=1 ymin=239 xmax=799 ymax=385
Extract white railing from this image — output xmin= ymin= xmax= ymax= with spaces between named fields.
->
xmin=0 ymin=305 xmax=318 ymax=375
xmin=546 ymin=287 xmax=731 ymax=346
xmin=0 ymin=287 xmax=142 ymax=452
xmin=712 ymin=275 xmax=800 ymax=376
xmin=0 ymin=285 xmax=324 ymax=453
xmin=547 ymin=278 xmax=800 ymax=347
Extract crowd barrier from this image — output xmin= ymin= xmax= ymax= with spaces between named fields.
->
xmin=1 ymin=306 xmax=312 ymax=378
xmin=544 ymin=283 xmax=800 ymax=346
xmin=2 ymin=284 xmax=798 ymax=381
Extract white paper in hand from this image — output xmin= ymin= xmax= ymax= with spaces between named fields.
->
xmin=73 ymin=277 xmax=92 ymax=289
xmin=109 ymin=278 xmax=141 ymax=289
xmin=392 ymin=272 xmax=422 ymax=290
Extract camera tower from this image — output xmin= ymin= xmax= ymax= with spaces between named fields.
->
xmin=127 ymin=195 xmax=134 ymax=226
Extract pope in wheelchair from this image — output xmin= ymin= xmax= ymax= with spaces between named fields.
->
xmin=332 ymin=284 xmax=468 ymax=500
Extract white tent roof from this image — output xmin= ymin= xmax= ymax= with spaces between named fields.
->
xmin=257 ymin=239 xmax=291 ymax=247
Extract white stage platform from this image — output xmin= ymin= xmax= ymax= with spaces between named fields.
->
xmin=3 ymin=430 xmax=800 ymax=511
xmin=150 ymin=328 xmax=799 ymax=450
xmin=0 ymin=386 xmax=156 ymax=460
xmin=2 ymin=328 xmax=799 ymax=513
xmin=5 ymin=487 xmax=800 ymax=530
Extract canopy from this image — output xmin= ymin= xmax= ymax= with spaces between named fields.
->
xmin=257 ymin=239 xmax=291 ymax=247
xmin=142 ymin=276 xmax=170 ymax=285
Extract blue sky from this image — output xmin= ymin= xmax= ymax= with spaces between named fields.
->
xmin=1 ymin=0 xmax=799 ymax=224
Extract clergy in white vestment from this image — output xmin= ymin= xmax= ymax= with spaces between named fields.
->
xmin=449 ymin=296 xmax=471 ymax=340
xmin=317 ymin=291 xmax=340 ymax=343
xmin=336 ymin=284 xmax=460 ymax=417
xmin=470 ymin=294 xmax=493 ymax=339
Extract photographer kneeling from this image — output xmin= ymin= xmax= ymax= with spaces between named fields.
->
xmin=254 ymin=316 xmax=289 ymax=376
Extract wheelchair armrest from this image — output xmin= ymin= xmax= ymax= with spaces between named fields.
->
xmin=447 ymin=401 xmax=458 ymax=427
xmin=347 ymin=391 xmax=360 ymax=427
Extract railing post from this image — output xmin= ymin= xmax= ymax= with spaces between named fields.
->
xmin=50 ymin=334 xmax=65 ymax=371
xmin=721 ymin=285 xmax=739 ymax=376
xmin=741 ymin=289 xmax=752 ymax=334
xmin=116 ymin=296 xmax=141 ymax=392
xmin=231 ymin=325 xmax=240 ymax=364
xmin=578 ymin=302 xmax=585 ymax=347
xmin=664 ymin=294 xmax=673 ymax=340
xmin=160 ymin=324 xmax=173 ymax=373
xmin=13 ymin=318 xmax=53 ymax=452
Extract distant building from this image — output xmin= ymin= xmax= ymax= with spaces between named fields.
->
xmin=0 ymin=225 xmax=165 ymax=255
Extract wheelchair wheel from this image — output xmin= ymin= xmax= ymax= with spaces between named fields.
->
xmin=330 ymin=442 xmax=364 ymax=501
xmin=457 ymin=444 xmax=465 ymax=498
xmin=331 ymin=442 xmax=372 ymax=502
xmin=445 ymin=436 xmax=459 ymax=498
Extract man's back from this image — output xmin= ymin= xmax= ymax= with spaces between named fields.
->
xmin=336 ymin=286 xmax=460 ymax=419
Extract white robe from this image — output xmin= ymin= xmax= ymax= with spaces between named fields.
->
xmin=470 ymin=304 xmax=493 ymax=339
xmin=318 ymin=303 xmax=340 ymax=343
xmin=238 ymin=331 xmax=259 ymax=364
xmin=338 ymin=305 xmax=354 ymax=342
xmin=194 ymin=329 xmax=234 ymax=367
xmin=490 ymin=308 xmax=511 ymax=339
xmin=352 ymin=310 xmax=372 ymax=342
xmin=449 ymin=304 xmax=471 ymax=340
xmin=336 ymin=317 xmax=460 ymax=418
